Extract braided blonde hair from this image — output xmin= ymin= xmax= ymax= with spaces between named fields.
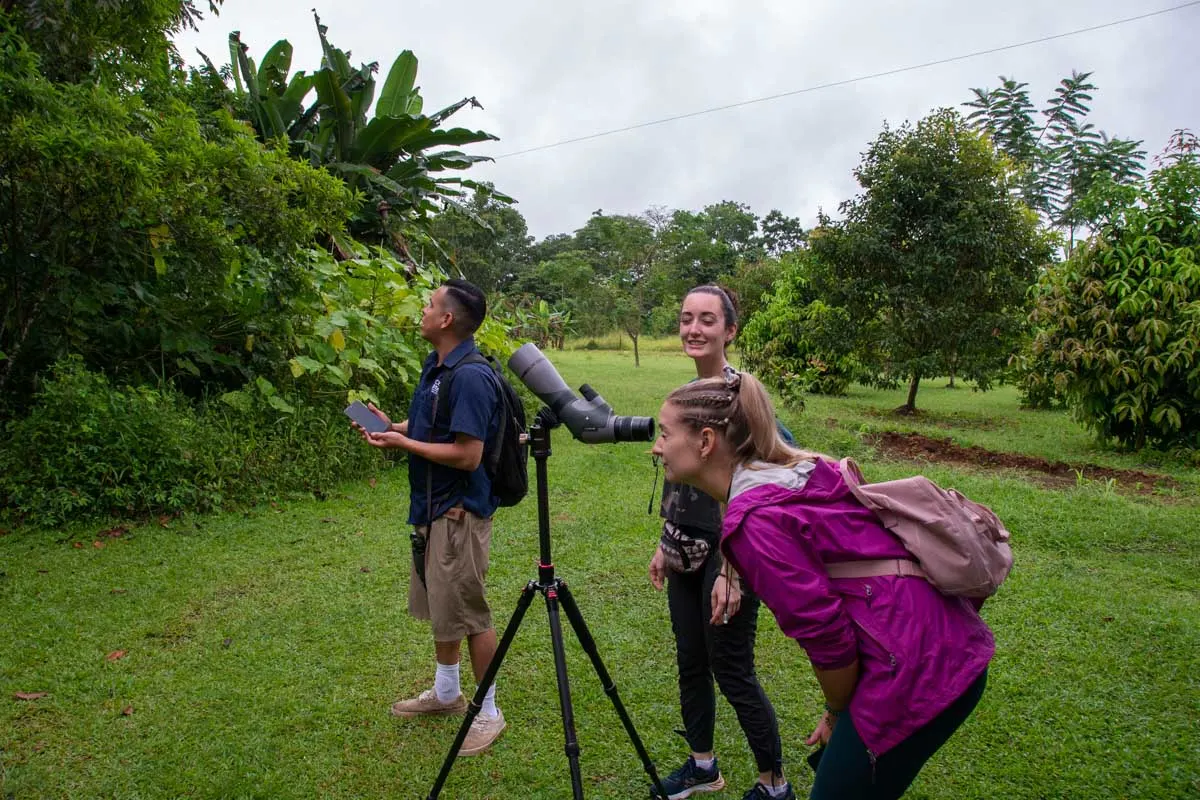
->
xmin=665 ymin=371 xmax=823 ymax=467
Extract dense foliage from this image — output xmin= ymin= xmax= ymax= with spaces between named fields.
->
xmin=0 ymin=2 xmax=517 ymax=525
xmin=1028 ymin=132 xmax=1200 ymax=450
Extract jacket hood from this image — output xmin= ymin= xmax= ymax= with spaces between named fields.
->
xmin=724 ymin=459 xmax=848 ymax=534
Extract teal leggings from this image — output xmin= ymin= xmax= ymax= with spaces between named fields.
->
xmin=809 ymin=669 xmax=987 ymax=800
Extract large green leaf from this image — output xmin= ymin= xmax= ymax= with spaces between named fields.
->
xmin=283 ymin=71 xmax=314 ymax=105
xmin=423 ymin=151 xmax=492 ymax=172
xmin=350 ymin=115 xmax=429 ymax=165
xmin=376 ymin=51 xmax=419 ymax=117
xmin=314 ymin=11 xmax=353 ymax=80
xmin=429 ymin=96 xmax=478 ymax=125
xmin=349 ymin=64 xmax=378 ymax=126
xmin=227 ymin=33 xmax=246 ymax=95
xmin=259 ymin=40 xmax=293 ymax=93
xmin=460 ymin=180 xmax=515 ymax=204
xmin=394 ymin=126 xmax=498 ymax=153
xmin=327 ymin=162 xmax=406 ymax=197
xmin=312 ymin=69 xmax=354 ymax=162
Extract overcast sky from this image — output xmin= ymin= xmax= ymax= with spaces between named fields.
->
xmin=175 ymin=0 xmax=1200 ymax=240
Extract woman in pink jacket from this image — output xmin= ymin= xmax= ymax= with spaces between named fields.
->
xmin=650 ymin=370 xmax=993 ymax=799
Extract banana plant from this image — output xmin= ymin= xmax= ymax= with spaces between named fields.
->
xmin=226 ymin=11 xmax=505 ymax=250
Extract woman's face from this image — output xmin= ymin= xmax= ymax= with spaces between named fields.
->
xmin=679 ymin=292 xmax=734 ymax=363
xmin=652 ymin=402 xmax=707 ymax=486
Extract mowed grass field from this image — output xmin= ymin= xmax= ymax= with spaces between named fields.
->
xmin=2 ymin=347 xmax=1198 ymax=799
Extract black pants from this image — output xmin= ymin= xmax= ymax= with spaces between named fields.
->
xmin=667 ymin=549 xmax=784 ymax=775
xmin=809 ymin=669 xmax=988 ymax=799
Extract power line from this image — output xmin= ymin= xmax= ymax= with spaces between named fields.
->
xmin=494 ymin=0 xmax=1200 ymax=160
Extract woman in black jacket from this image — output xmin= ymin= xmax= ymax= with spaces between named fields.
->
xmin=648 ymin=285 xmax=793 ymax=800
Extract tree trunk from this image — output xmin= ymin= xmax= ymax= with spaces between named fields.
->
xmin=632 ymin=334 xmax=640 ymax=367
xmin=947 ymin=364 xmax=956 ymax=388
xmin=902 ymin=371 xmax=920 ymax=413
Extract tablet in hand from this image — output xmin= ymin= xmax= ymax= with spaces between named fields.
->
xmin=345 ymin=401 xmax=389 ymax=434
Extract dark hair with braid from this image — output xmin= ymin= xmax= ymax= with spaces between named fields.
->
xmin=665 ymin=371 xmax=823 ymax=467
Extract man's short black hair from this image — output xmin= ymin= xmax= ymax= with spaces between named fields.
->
xmin=443 ymin=279 xmax=487 ymax=336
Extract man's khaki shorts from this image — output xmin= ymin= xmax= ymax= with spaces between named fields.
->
xmin=409 ymin=506 xmax=493 ymax=642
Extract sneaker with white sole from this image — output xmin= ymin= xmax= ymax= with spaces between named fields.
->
xmin=651 ymin=756 xmax=725 ymax=799
xmin=390 ymin=688 xmax=467 ymax=718
xmin=742 ymin=781 xmax=795 ymax=800
xmin=460 ymin=709 xmax=506 ymax=756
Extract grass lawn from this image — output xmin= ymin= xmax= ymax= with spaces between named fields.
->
xmin=2 ymin=348 xmax=1198 ymax=799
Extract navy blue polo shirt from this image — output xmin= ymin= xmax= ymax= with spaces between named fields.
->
xmin=406 ymin=338 xmax=501 ymax=525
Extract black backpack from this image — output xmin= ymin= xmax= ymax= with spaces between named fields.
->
xmin=444 ymin=353 xmax=529 ymax=507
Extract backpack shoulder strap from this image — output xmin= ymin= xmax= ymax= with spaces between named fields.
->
xmin=442 ymin=351 xmax=506 ymax=475
xmin=838 ymin=457 xmax=865 ymax=488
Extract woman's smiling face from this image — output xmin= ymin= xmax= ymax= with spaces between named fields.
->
xmin=679 ymin=291 xmax=734 ymax=363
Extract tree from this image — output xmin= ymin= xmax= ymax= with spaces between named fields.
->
xmin=662 ymin=201 xmax=761 ymax=290
xmin=1028 ymin=130 xmax=1200 ymax=450
xmin=427 ymin=185 xmax=532 ymax=292
xmin=807 ymin=109 xmax=1054 ymax=412
xmin=2 ymin=0 xmax=224 ymax=84
xmin=576 ymin=212 xmax=660 ymax=366
xmin=222 ymin=13 xmax=500 ymax=257
xmin=964 ymin=71 xmax=1145 ymax=254
xmin=0 ymin=23 xmax=354 ymax=413
xmin=759 ymin=209 xmax=807 ymax=256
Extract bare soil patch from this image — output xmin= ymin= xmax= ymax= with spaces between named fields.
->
xmin=867 ymin=431 xmax=1184 ymax=496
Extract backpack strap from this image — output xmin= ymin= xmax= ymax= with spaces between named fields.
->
xmin=831 ymin=459 xmax=928 ymax=582
xmin=826 ymin=558 xmax=928 ymax=581
xmin=439 ymin=351 xmax=505 ymax=477
xmin=838 ymin=457 xmax=865 ymax=487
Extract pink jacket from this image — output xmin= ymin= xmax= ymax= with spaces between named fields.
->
xmin=721 ymin=459 xmax=994 ymax=757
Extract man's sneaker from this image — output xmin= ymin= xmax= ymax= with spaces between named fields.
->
xmin=651 ymin=756 xmax=725 ymax=800
xmin=389 ymin=688 xmax=467 ymax=718
xmin=460 ymin=709 xmax=506 ymax=756
xmin=741 ymin=781 xmax=796 ymax=800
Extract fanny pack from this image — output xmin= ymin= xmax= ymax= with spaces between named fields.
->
xmin=659 ymin=522 xmax=713 ymax=574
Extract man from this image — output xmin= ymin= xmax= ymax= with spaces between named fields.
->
xmin=355 ymin=279 xmax=505 ymax=756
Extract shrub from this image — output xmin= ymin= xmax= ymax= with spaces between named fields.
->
xmin=0 ymin=359 xmax=390 ymax=527
xmin=739 ymin=251 xmax=856 ymax=398
xmin=1029 ymin=137 xmax=1200 ymax=449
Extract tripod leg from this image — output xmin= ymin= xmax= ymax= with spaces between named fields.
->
xmin=557 ymin=581 xmax=668 ymax=799
xmin=426 ymin=581 xmax=538 ymax=800
xmin=545 ymin=584 xmax=587 ymax=800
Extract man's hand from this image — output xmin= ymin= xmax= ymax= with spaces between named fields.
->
xmin=365 ymin=430 xmax=411 ymax=450
xmin=648 ymin=546 xmax=667 ymax=590
xmin=367 ymin=403 xmax=408 ymax=434
xmin=350 ymin=403 xmax=407 ymax=441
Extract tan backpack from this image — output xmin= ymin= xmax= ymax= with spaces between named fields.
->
xmin=826 ymin=458 xmax=1013 ymax=598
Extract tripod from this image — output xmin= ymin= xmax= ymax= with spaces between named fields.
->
xmin=426 ymin=409 xmax=667 ymax=799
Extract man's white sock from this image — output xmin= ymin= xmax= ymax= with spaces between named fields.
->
xmin=434 ymin=662 xmax=461 ymax=703
xmin=481 ymin=683 xmax=499 ymax=718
